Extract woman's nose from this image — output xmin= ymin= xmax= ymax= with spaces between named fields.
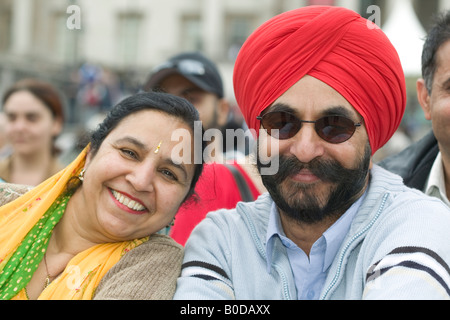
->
xmin=126 ymin=161 xmax=156 ymax=193
xmin=10 ymin=118 xmax=27 ymax=131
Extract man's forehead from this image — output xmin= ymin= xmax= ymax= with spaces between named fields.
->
xmin=265 ymin=75 xmax=361 ymax=119
xmin=434 ymin=41 xmax=450 ymax=84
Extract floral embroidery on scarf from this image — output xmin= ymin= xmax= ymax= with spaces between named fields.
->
xmin=120 ymin=237 xmax=149 ymax=257
xmin=70 ymin=265 xmax=101 ymax=299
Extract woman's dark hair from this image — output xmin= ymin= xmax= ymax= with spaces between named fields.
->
xmin=89 ymin=91 xmax=205 ymax=202
xmin=422 ymin=11 xmax=450 ymax=93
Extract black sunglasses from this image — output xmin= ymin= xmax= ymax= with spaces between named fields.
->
xmin=256 ymin=111 xmax=362 ymax=144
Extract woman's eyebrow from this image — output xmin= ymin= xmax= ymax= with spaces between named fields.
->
xmin=115 ymin=137 xmax=149 ymax=152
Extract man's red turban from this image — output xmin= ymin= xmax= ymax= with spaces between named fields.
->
xmin=233 ymin=6 xmax=406 ymax=154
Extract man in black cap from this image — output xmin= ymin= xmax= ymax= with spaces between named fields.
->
xmin=143 ymin=52 xmax=230 ymax=134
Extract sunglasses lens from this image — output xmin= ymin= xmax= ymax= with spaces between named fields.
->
xmin=261 ymin=112 xmax=300 ymax=140
xmin=316 ymin=116 xmax=356 ymax=143
xmin=259 ymin=112 xmax=358 ymax=143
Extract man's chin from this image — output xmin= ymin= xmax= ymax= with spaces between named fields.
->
xmin=279 ymin=179 xmax=333 ymax=202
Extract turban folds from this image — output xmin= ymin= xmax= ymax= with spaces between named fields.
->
xmin=233 ymin=6 xmax=406 ymax=154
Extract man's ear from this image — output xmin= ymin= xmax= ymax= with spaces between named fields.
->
xmin=216 ymin=98 xmax=230 ymax=128
xmin=417 ymin=78 xmax=432 ymax=121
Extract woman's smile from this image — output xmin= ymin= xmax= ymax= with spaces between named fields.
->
xmin=109 ymin=188 xmax=148 ymax=214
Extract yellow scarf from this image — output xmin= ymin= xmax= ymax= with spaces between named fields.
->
xmin=0 ymin=147 xmax=147 ymax=300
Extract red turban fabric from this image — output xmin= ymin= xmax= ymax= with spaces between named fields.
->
xmin=233 ymin=6 xmax=406 ymax=154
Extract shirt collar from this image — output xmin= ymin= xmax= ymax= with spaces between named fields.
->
xmin=265 ymin=193 xmax=365 ymax=273
xmin=425 ymin=152 xmax=450 ymax=206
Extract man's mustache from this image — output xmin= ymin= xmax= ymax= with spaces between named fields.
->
xmin=268 ymin=155 xmax=360 ymax=185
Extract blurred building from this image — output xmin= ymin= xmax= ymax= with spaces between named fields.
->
xmin=1 ymin=0 xmax=449 ymax=140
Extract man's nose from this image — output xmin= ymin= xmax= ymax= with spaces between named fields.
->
xmin=288 ymin=123 xmax=325 ymax=163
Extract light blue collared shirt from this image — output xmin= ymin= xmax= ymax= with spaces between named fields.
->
xmin=425 ymin=152 xmax=450 ymax=207
xmin=266 ymin=194 xmax=364 ymax=300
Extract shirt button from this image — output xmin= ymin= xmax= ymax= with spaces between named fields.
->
xmin=307 ymin=290 xmax=315 ymax=299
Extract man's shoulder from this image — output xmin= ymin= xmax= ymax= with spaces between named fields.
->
xmin=370 ymin=168 xmax=450 ymax=229
xmin=206 ymin=193 xmax=273 ymax=223
xmin=360 ymin=165 xmax=449 ymax=234
xmin=370 ymin=164 xmax=445 ymax=205
xmin=378 ymin=131 xmax=438 ymax=183
xmin=189 ymin=193 xmax=274 ymax=246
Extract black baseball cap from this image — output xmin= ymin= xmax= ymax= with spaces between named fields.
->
xmin=143 ymin=52 xmax=224 ymax=98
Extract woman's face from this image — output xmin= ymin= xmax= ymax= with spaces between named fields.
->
xmin=3 ymin=91 xmax=62 ymax=156
xmin=81 ymin=109 xmax=196 ymax=241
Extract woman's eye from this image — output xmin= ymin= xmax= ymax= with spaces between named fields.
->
xmin=160 ymin=169 xmax=178 ymax=181
xmin=26 ymin=114 xmax=39 ymax=122
xmin=121 ymin=149 xmax=138 ymax=159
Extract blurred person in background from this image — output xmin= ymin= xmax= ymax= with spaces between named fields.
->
xmin=380 ymin=11 xmax=450 ymax=207
xmin=0 ymin=112 xmax=11 ymax=183
xmin=0 ymin=112 xmax=11 ymax=159
xmin=143 ymin=52 xmax=265 ymax=245
xmin=0 ymin=79 xmax=65 ymax=186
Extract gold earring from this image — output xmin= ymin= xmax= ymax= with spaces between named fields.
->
xmin=154 ymin=141 xmax=162 ymax=154
xmin=78 ymin=168 xmax=85 ymax=181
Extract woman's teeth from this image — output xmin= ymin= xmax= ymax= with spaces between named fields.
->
xmin=111 ymin=189 xmax=145 ymax=211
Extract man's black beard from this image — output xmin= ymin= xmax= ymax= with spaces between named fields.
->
xmin=257 ymin=143 xmax=372 ymax=225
